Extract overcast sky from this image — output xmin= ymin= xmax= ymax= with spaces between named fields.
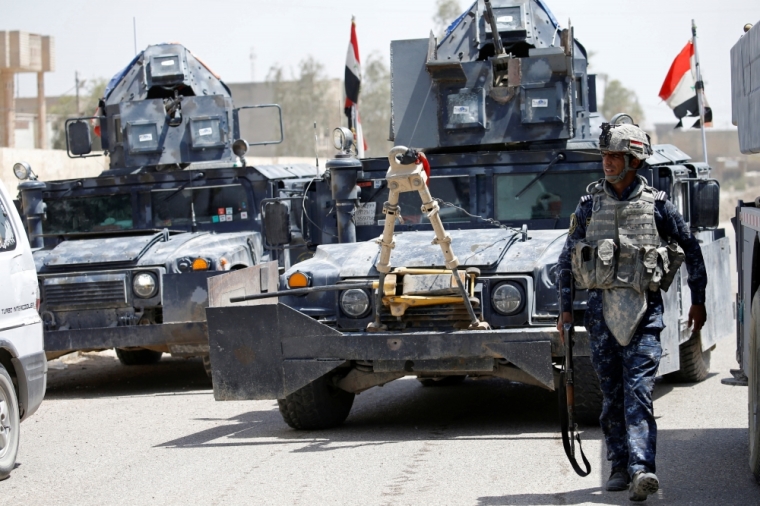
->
xmin=3 ymin=0 xmax=756 ymax=129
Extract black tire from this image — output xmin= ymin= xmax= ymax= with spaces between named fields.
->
xmin=0 ymin=365 xmax=20 ymax=481
xmin=664 ymin=332 xmax=711 ymax=383
xmin=115 ymin=348 xmax=163 ymax=366
xmin=573 ymin=356 xmax=604 ymax=425
xmin=418 ymin=375 xmax=467 ymax=387
xmin=202 ymin=355 xmax=213 ymax=379
xmin=277 ymin=374 xmax=355 ymax=430
xmin=748 ymin=289 xmax=760 ymax=481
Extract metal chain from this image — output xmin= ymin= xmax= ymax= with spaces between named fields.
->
xmin=433 ymin=198 xmax=523 ymax=234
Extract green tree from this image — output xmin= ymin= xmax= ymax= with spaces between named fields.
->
xmin=266 ymin=56 xmax=336 ymax=158
xmin=433 ymin=0 xmax=461 ymax=37
xmin=49 ymin=78 xmax=107 ymax=150
xmin=359 ymin=52 xmax=392 ymax=157
xmin=601 ymin=79 xmax=645 ymax=124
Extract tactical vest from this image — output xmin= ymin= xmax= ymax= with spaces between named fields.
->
xmin=571 ymin=177 xmax=684 ymax=293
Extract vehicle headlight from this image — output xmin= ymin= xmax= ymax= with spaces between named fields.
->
xmin=340 ymin=289 xmax=370 ymax=318
xmin=133 ymin=272 xmax=158 ymax=298
xmin=492 ymin=282 xmax=523 ymax=315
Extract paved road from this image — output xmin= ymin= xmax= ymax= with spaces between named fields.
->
xmin=0 ymin=338 xmax=757 ymax=506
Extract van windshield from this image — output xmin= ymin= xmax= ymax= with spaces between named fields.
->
xmin=43 ymin=194 xmax=134 ymax=234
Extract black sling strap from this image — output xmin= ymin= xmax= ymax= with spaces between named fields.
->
xmin=558 ymin=370 xmax=592 ymax=477
xmin=557 ymin=269 xmax=591 ymax=477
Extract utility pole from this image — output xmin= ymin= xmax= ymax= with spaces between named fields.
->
xmin=249 ymin=47 xmax=256 ymax=81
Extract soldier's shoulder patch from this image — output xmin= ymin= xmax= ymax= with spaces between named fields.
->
xmin=580 ymin=194 xmax=592 ymax=203
xmin=654 ymin=191 xmax=668 ymax=201
xmin=569 ymin=213 xmax=578 ymax=234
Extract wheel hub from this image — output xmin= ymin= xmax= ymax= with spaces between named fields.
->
xmin=0 ymin=395 xmax=9 ymax=453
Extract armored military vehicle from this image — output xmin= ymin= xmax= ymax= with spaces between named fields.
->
xmin=12 ymin=43 xmax=317 ymax=372
xmin=206 ymin=0 xmax=732 ymax=429
xmin=727 ymin=21 xmax=760 ymax=480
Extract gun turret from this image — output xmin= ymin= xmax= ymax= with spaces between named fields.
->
xmin=391 ymin=0 xmax=596 ymax=151
xmin=66 ymin=44 xmax=282 ymax=173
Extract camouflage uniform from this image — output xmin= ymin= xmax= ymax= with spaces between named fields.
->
xmin=557 ymin=177 xmax=707 ymax=477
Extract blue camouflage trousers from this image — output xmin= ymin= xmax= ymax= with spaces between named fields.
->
xmin=584 ymin=291 xmax=663 ymax=477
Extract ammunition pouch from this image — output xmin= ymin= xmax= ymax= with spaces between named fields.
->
xmin=571 ymin=239 xmax=617 ymax=290
xmin=571 ymin=241 xmax=598 ymax=289
xmin=571 ymin=240 xmax=684 ymax=293
xmin=657 ymin=242 xmax=685 ymax=292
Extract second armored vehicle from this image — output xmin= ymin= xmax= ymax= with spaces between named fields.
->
xmin=207 ymin=0 xmax=732 ymax=428
xmin=13 ymin=43 xmax=316 ymax=372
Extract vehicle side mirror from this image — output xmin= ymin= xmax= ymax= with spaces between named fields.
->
xmin=689 ymin=179 xmax=720 ymax=229
xmin=65 ymin=117 xmax=104 ymax=158
xmin=68 ymin=121 xmax=91 ymax=155
xmin=262 ymin=201 xmax=291 ymax=247
xmin=232 ymin=104 xmax=284 ymax=147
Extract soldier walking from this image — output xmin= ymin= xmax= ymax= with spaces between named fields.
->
xmin=556 ymin=122 xmax=707 ymax=501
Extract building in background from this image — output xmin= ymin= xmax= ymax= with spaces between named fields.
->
xmin=652 ymin=124 xmax=759 ymax=182
xmin=0 ymin=31 xmax=54 ymax=149
xmin=12 ymin=97 xmax=58 ymax=149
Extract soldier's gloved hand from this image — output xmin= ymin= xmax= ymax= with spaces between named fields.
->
xmin=557 ymin=311 xmax=573 ymax=343
xmin=688 ymin=304 xmax=707 ymax=333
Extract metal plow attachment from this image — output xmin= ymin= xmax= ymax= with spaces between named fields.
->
xmin=207 ymin=303 xmax=345 ymax=400
xmin=207 ymin=303 xmax=555 ymax=402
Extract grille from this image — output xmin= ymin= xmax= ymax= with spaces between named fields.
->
xmin=379 ymin=300 xmax=482 ymax=330
xmin=44 ymin=276 xmax=128 ymax=309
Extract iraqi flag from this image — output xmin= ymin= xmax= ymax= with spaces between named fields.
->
xmin=658 ymin=41 xmax=713 ymax=128
xmin=344 ymin=16 xmax=367 ymax=157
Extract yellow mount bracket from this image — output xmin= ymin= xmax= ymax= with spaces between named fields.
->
xmin=367 ymin=146 xmax=490 ymax=331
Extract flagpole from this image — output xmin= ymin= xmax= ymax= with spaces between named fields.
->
xmin=691 ymin=19 xmax=709 ymax=165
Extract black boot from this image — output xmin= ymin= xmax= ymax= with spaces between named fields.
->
xmin=605 ymin=468 xmax=630 ymax=492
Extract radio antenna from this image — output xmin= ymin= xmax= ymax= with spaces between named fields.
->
xmin=313 ymin=121 xmax=319 ymax=174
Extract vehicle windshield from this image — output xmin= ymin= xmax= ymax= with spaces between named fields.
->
xmin=356 ymin=176 xmax=470 ymax=226
xmin=0 ymin=198 xmax=17 ymax=251
xmin=494 ymin=171 xmax=601 ymax=221
xmin=43 ymin=194 xmax=134 ymax=234
xmin=151 ymin=184 xmax=251 ymax=227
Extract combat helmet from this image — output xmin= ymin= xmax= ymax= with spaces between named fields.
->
xmin=599 ymin=121 xmax=653 ymax=183
xmin=599 ymin=123 xmax=653 ymax=160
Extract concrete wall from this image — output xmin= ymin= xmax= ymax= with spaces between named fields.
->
xmin=0 ymin=147 xmax=107 ymax=195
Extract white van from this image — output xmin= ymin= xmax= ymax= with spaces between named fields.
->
xmin=0 ymin=180 xmax=46 ymax=480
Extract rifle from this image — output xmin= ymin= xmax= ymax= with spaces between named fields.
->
xmin=558 ymin=269 xmax=591 ymax=477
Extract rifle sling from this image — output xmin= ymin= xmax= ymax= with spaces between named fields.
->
xmin=557 ymin=270 xmax=591 ymax=477
xmin=558 ymin=371 xmax=592 ymax=477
